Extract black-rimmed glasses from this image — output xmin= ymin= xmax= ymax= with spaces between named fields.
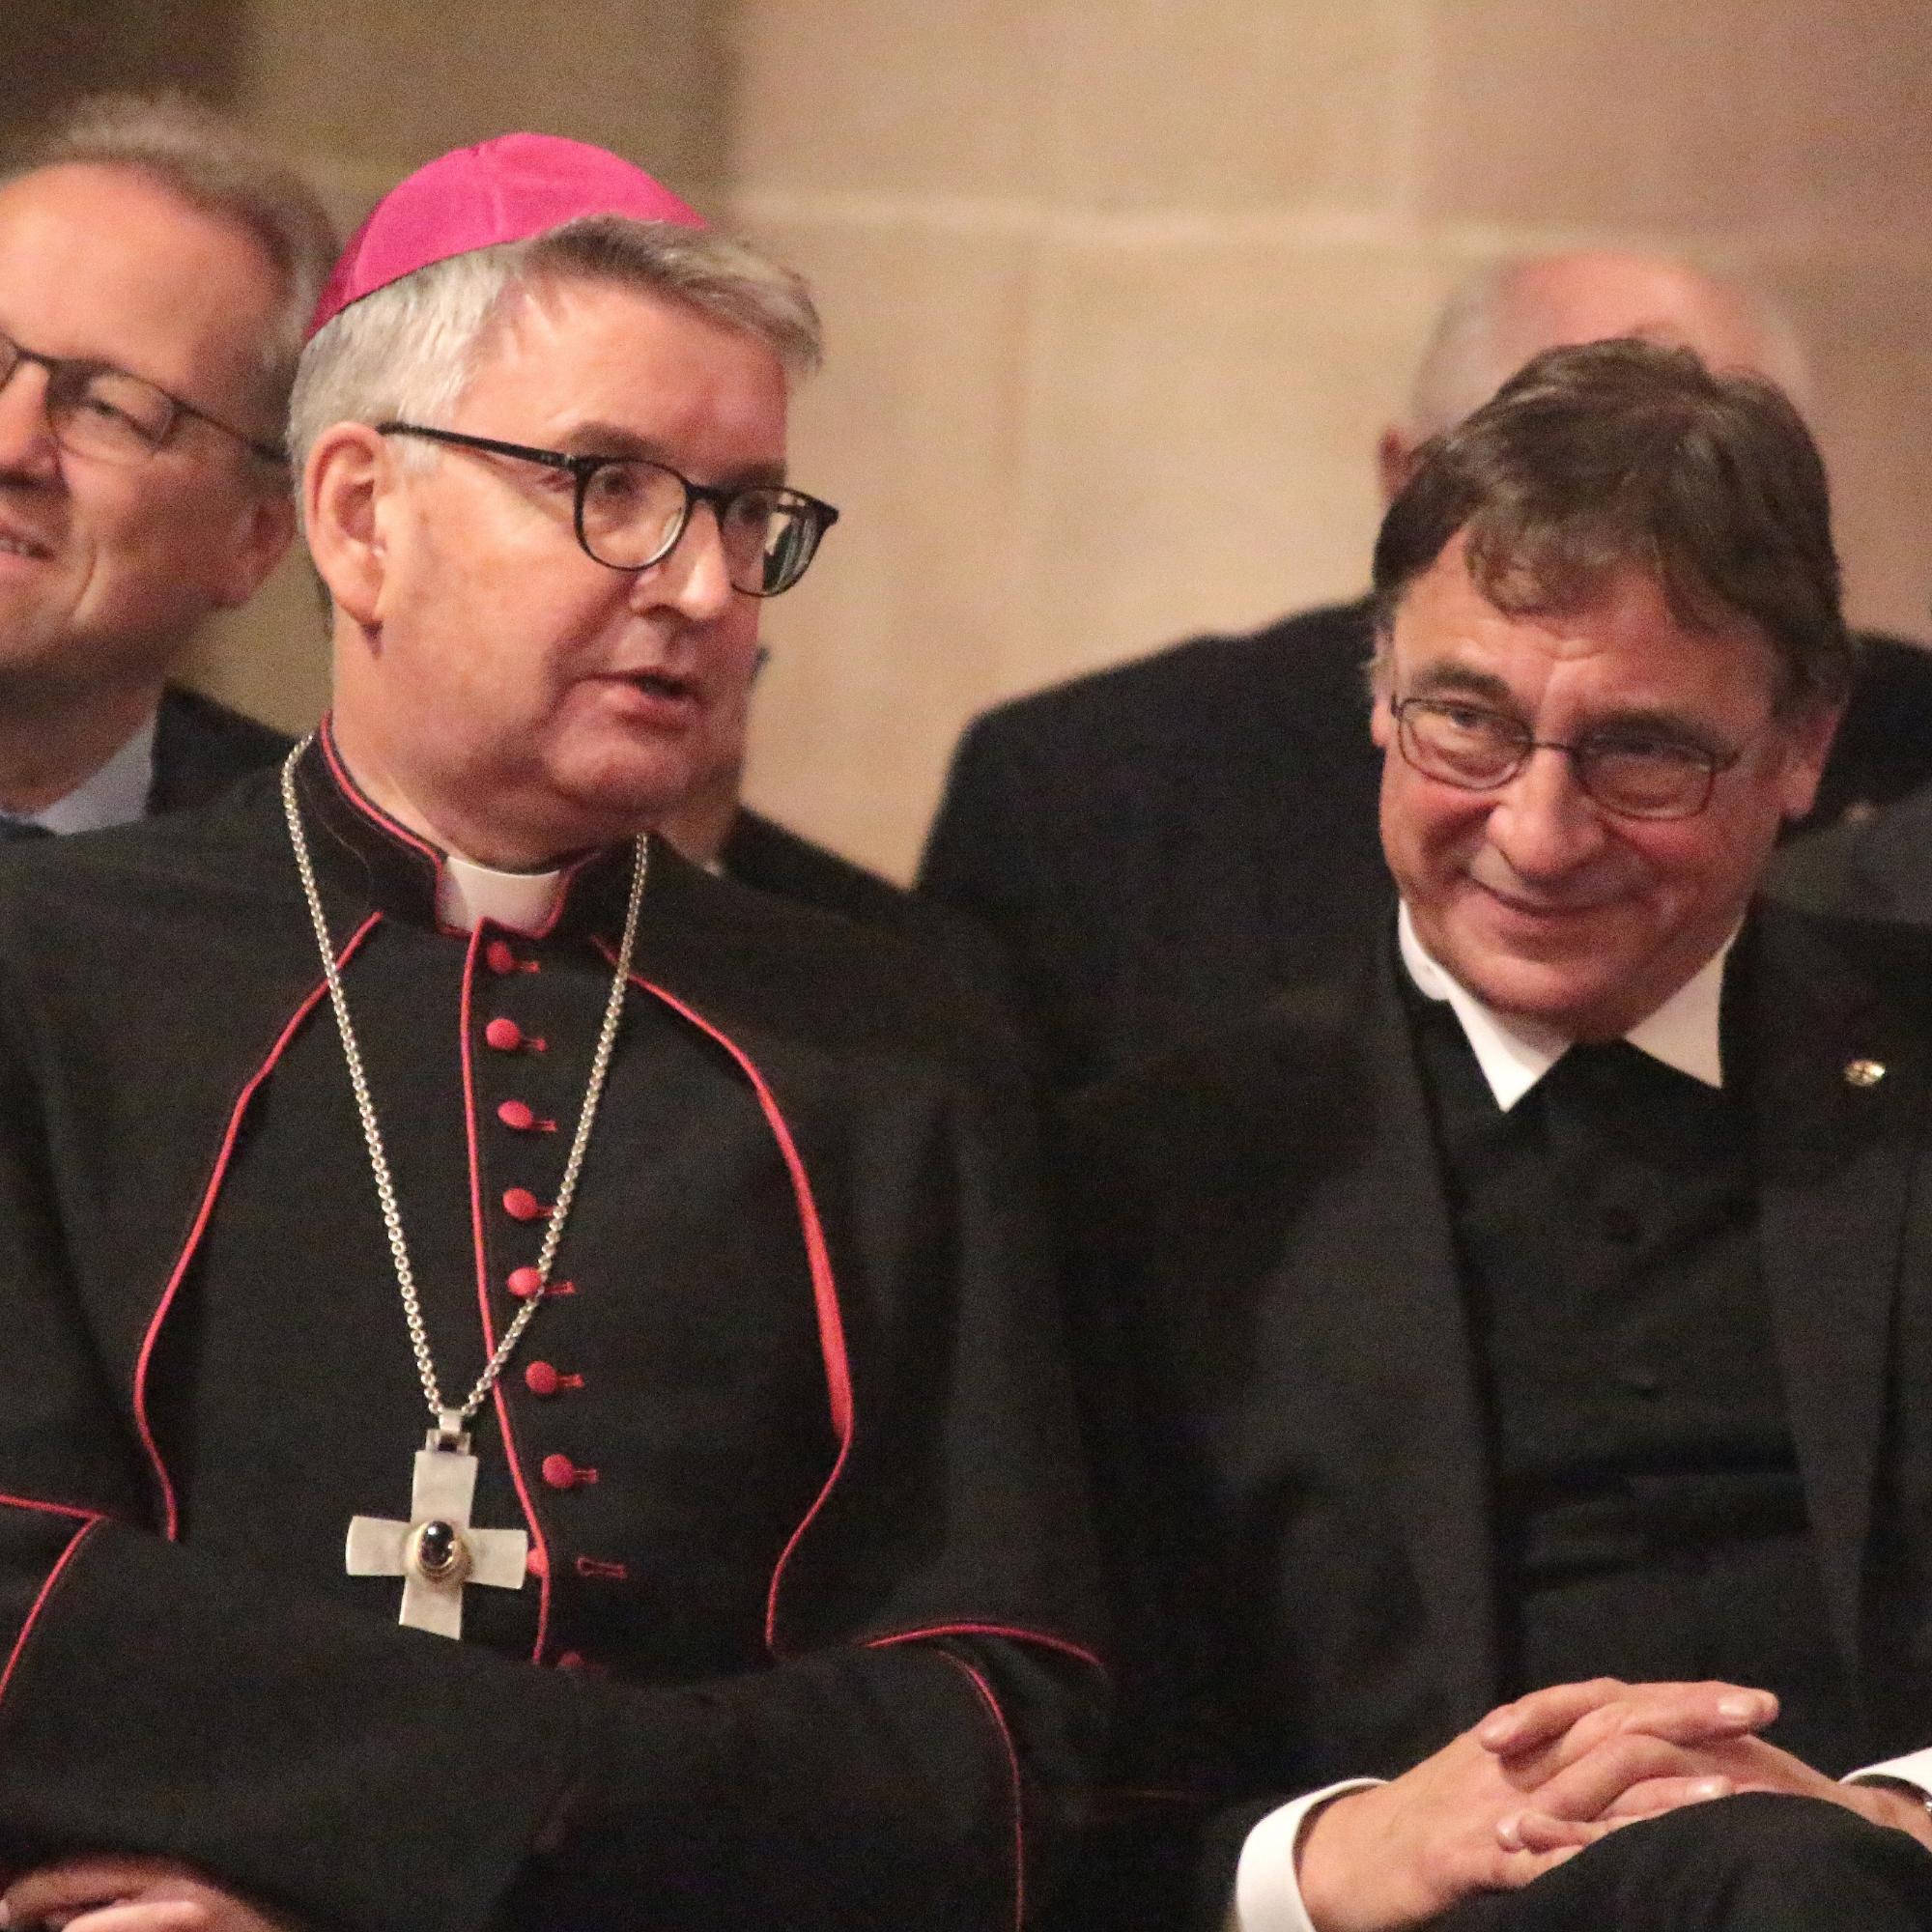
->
xmin=378 ymin=422 xmax=838 ymax=598
xmin=0 ymin=327 xmax=284 ymax=466
xmin=1389 ymin=695 xmax=1747 ymax=820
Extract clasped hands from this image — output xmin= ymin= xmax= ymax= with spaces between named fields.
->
xmin=0 ymin=1857 xmax=297 ymax=1932
xmin=1296 ymin=1676 xmax=1932 ymax=1932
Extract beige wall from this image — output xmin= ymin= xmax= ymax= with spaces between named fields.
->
xmin=724 ymin=0 xmax=1932 ymax=878
xmin=10 ymin=2 xmax=1931 ymax=880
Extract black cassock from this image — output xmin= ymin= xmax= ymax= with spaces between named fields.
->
xmin=0 ymin=728 xmax=1105 ymax=1932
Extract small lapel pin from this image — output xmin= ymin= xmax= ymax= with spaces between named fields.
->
xmin=1844 ymin=1059 xmax=1887 ymax=1089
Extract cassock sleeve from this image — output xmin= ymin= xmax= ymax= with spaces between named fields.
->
xmin=0 ymin=976 xmax=1106 ymax=1932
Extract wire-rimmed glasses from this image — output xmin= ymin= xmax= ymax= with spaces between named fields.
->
xmin=1389 ymin=695 xmax=1746 ymax=820
xmin=0 ymin=327 xmax=283 ymax=466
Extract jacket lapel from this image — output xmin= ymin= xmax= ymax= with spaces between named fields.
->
xmin=1747 ymin=902 xmax=1928 ymax=1673
xmin=1275 ymin=946 xmax=1501 ymax=1724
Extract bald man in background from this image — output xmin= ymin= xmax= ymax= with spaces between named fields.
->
xmin=920 ymin=250 xmax=1932 ymax=1092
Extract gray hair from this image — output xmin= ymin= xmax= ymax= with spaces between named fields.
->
xmin=288 ymin=213 xmax=823 ymax=502
xmin=5 ymin=91 xmax=339 ymax=430
xmin=1406 ymin=253 xmax=1812 ymax=440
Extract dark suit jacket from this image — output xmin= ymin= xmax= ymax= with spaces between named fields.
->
xmin=922 ymin=606 xmax=1932 ymax=1094
xmin=149 ymin=684 xmax=295 ymax=813
xmin=725 ymin=805 xmax=1016 ymax=1017
xmin=1768 ymin=780 xmax=1932 ymax=927
xmin=1062 ymin=900 xmax=1932 ymax=1928
xmin=920 ymin=604 xmax=1386 ymax=1093
xmin=725 ymin=806 xmax=938 ymax=929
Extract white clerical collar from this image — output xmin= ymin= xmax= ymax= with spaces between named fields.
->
xmin=1396 ymin=900 xmax=1732 ymax=1112
xmin=7 ymin=711 xmax=157 ymax=838
xmin=435 ymin=851 xmax=567 ymax=935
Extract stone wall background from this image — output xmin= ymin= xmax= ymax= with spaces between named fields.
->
xmin=6 ymin=1 xmax=1931 ymax=879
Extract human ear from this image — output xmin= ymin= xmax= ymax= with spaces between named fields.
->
xmin=1377 ymin=426 xmax=1422 ymax=505
xmin=304 ymin=423 xmax=392 ymax=629
xmin=1368 ymin=640 xmax=1398 ymax=751
xmin=210 ymin=483 xmax=296 ymax=611
xmin=1773 ymin=697 xmax=1844 ymax=821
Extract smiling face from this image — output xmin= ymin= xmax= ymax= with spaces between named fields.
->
xmin=319 ymin=274 xmax=786 ymax=866
xmin=1371 ymin=533 xmax=1837 ymax=1039
xmin=0 ymin=162 xmax=290 ymax=702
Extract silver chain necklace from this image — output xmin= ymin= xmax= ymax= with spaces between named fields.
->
xmin=279 ymin=739 xmax=647 ymax=1636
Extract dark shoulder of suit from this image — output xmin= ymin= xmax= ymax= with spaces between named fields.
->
xmin=722 ymin=805 xmax=1017 ymax=1020
xmin=150 ymin=684 xmax=297 ymax=813
xmin=1804 ymin=630 xmax=1932 ymax=833
xmin=1063 ymin=955 xmax=1376 ymax=1293
xmin=1769 ymin=785 xmax=1932 ymax=934
xmin=1768 ymin=631 xmax=1932 ymax=917
xmin=721 ymin=804 xmax=945 ymax=927
xmin=920 ymin=602 xmax=1388 ymax=1092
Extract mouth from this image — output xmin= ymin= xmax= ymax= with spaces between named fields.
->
xmin=586 ymin=668 xmax=703 ymax=722
xmin=1472 ymin=879 xmax=1625 ymax=926
xmin=622 ymin=669 xmax=694 ymax=701
xmin=0 ymin=526 xmax=52 ymax=562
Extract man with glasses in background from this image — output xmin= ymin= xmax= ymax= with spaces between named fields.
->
xmin=1068 ymin=340 xmax=1932 ymax=1931
xmin=0 ymin=93 xmax=336 ymax=837
xmin=0 ymin=134 xmax=1099 ymax=1932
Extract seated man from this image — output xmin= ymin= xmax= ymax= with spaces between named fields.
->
xmin=922 ymin=251 xmax=1932 ymax=1093
xmin=0 ymin=133 xmax=1102 ymax=1932
xmin=0 ymin=93 xmax=336 ymax=831
xmin=1067 ymin=340 xmax=1932 ymax=1931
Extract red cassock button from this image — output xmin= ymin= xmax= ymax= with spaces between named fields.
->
xmin=525 ymin=1545 xmax=549 ymax=1578
xmin=525 ymin=1360 xmax=561 ymax=1397
xmin=506 ymin=1265 xmax=542 ymax=1298
xmin=542 ymin=1453 xmax=580 ymax=1490
xmin=486 ymin=939 xmax=520 ymax=976
xmin=484 ymin=1017 xmax=524 ymax=1051
xmin=502 ymin=1186 xmax=546 ymax=1222
xmin=554 ymin=1649 xmax=585 ymax=1670
xmin=497 ymin=1100 xmax=537 ymax=1131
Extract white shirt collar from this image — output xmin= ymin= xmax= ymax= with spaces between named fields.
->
xmin=1396 ymin=900 xmax=1732 ymax=1111
xmin=435 ymin=851 xmax=566 ymax=935
xmin=9 ymin=712 xmax=158 ymax=837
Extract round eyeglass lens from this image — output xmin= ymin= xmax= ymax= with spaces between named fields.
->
xmin=1579 ymin=746 xmax=1708 ymax=816
xmin=580 ymin=461 xmax=687 ymax=569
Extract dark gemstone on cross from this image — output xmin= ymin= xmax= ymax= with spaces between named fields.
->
xmin=417 ymin=1520 xmax=460 ymax=1576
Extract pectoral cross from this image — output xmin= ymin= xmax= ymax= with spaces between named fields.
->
xmin=345 ymin=1416 xmax=529 ymax=1638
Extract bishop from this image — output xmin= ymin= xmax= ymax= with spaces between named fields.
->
xmin=0 ymin=130 xmax=1101 ymax=1932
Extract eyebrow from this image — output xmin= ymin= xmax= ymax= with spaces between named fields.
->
xmin=2 ymin=332 xmax=151 ymax=392
xmin=559 ymin=418 xmax=789 ymax=489
xmin=1405 ymin=664 xmax=1519 ymax=707
xmin=1405 ymin=663 xmax=1729 ymax=748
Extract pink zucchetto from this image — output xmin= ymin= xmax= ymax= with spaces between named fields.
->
xmin=307 ymin=131 xmax=706 ymax=339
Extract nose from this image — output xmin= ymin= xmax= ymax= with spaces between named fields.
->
xmin=0 ymin=356 xmax=61 ymax=479
xmin=629 ymin=499 xmax=738 ymax=622
xmin=1482 ymin=745 xmax=1610 ymax=882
